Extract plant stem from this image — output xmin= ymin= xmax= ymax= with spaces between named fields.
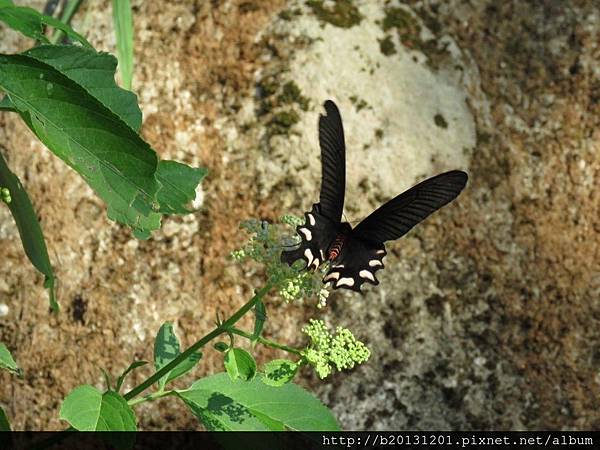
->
xmin=127 ymin=389 xmax=174 ymax=406
xmin=230 ymin=327 xmax=302 ymax=356
xmin=123 ymin=282 xmax=274 ymax=401
xmin=49 ymin=0 xmax=84 ymax=44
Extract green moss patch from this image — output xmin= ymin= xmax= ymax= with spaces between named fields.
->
xmin=306 ymin=0 xmax=362 ymax=28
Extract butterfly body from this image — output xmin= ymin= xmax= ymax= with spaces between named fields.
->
xmin=281 ymin=100 xmax=468 ymax=292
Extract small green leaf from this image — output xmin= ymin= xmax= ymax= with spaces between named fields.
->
xmin=155 ymin=160 xmax=207 ymax=214
xmin=0 ymin=405 xmax=10 ymax=431
xmin=0 ymin=0 xmax=91 ymax=47
xmin=0 ymin=151 xmax=57 ymax=311
xmin=262 ymin=359 xmax=298 ymax=387
xmin=0 ymin=343 xmax=19 ymax=376
xmin=251 ymin=300 xmax=267 ymax=343
xmin=115 ymin=360 xmax=148 ymax=392
xmin=178 ymin=373 xmax=340 ymax=431
xmin=224 ymin=348 xmax=257 ymax=382
xmin=154 ymin=323 xmax=201 ymax=389
xmin=111 ymin=0 xmax=134 ymax=90
xmin=60 ymin=385 xmax=136 ymax=431
xmin=213 ymin=342 xmax=229 ymax=353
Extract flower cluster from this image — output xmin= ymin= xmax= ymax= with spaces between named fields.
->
xmin=1 ymin=187 xmax=11 ymax=204
xmin=230 ymin=217 xmax=329 ymax=305
xmin=302 ymin=319 xmax=370 ymax=379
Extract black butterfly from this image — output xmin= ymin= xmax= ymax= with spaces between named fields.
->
xmin=281 ymin=100 xmax=468 ymax=292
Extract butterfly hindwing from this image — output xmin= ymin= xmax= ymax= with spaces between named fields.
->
xmin=281 ymin=204 xmax=338 ymax=270
xmin=323 ymin=237 xmax=387 ymax=292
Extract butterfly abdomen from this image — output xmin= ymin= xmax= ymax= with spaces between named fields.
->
xmin=327 ymin=234 xmax=346 ymax=261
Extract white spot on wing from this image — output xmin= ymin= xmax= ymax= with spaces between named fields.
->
xmin=307 ymin=213 xmax=316 ymax=226
xmin=311 ymin=258 xmax=320 ymax=270
xmin=336 ymin=277 xmax=355 ymax=287
xmin=376 ymin=249 xmax=386 ymax=255
xmin=369 ymin=259 xmax=383 ymax=267
xmin=299 ymin=227 xmax=312 ymax=241
xmin=304 ymin=248 xmax=314 ymax=266
xmin=320 ymin=249 xmax=325 ymax=260
xmin=360 ymin=270 xmax=375 ymax=282
xmin=324 ymin=272 xmax=340 ymax=281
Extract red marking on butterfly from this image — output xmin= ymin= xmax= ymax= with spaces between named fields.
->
xmin=327 ymin=234 xmax=347 ymax=261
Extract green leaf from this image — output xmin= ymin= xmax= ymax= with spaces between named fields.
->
xmin=60 ymin=385 xmax=136 ymax=431
xmin=23 ymin=45 xmax=142 ymax=131
xmin=262 ymin=359 xmax=298 ymax=387
xmin=154 ymin=323 xmax=201 ymax=389
xmin=111 ymin=0 xmax=134 ymax=90
xmin=0 ymin=0 xmax=91 ymax=47
xmin=0 ymin=406 xmax=10 ymax=431
xmin=0 ymin=53 xmax=161 ymax=238
xmin=115 ymin=360 xmax=147 ymax=392
xmin=177 ymin=388 xmax=269 ymax=431
xmin=213 ymin=342 xmax=229 ymax=353
xmin=155 ymin=160 xmax=207 ymax=214
xmin=179 ymin=373 xmax=340 ymax=431
xmin=251 ymin=300 xmax=266 ymax=343
xmin=224 ymin=348 xmax=257 ymax=382
xmin=0 ymin=343 xmax=19 ymax=375
xmin=0 ymin=151 xmax=57 ymax=310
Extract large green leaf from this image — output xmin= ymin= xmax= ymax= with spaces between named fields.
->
xmin=0 ymin=49 xmax=207 ymax=239
xmin=177 ymin=387 xmax=270 ymax=431
xmin=0 ymin=151 xmax=56 ymax=310
xmin=24 ymin=45 xmax=142 ymax=131
xmin=59 ymin=385 xmax=136 ymax=431
xmin=0 ymin=53 xmax=160 ymax=238
xmin=0 ymin=343 xmax=19 ymax=375
xmin=178 ymin=373 xmax=340 ymax=431
xmin=0 ymin=406 xmax=10 ymax=431
xmin=0 ymin=0 xmax=91 ymax=47
xmin=154 ymin=323 xmax=202 ymax=390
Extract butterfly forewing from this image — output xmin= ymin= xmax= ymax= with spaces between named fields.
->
xmin=352 ymin=171 xmax=468 ymax=244
xmin=318 ymin=100 xmax=346 ymax=222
